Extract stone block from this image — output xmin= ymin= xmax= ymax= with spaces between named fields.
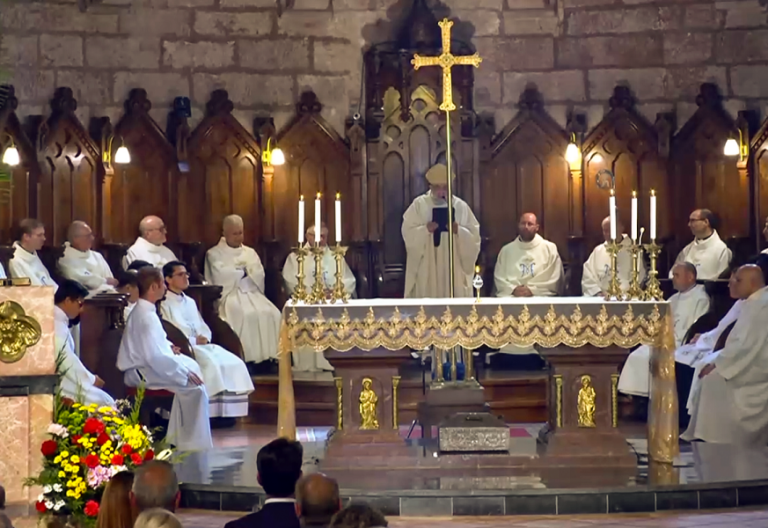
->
xmin=587 ymin=68 xmax=666 ymax=100
xmin=684 ymin=4 xmax=723 ymax=29
xmin=277 ymin=12 xmax=334 ymax=37
xmin=313 ymin=41 xmax=361 ymax=73
xmin=566 ymin=6 xmax=683 ymax=36
xmin=192 ymin=73 xmax=294 ymax=106
xmin=719 ymin=1 xmax=768 ymax=28
xmin=503 ymin=70 xmax=585 ymax=104
xmin=194 ymin=12 xmax=273 ymax=37
xmin=507 ymin=0 xmax=548 ymax=8
xmin=475 ymin=37 xmax=554 ymax=71
xmin=239 ymin=39 xmax=310 ymax=70
xmin=168 ymin=0 xmax=215 ymax=7
xmin=563 ymin=0 xmax=616 ymax=7
xmin=86 ymin=37 xmax=160 ymax=69
xmin=731 ymin=65 xmax=768 ymax=97
xmin=276 ymin=11 xmax=381 ymax=44
xmin=1 ymin=3 xmax=118 ymax=33
xmin=55 ymin=71 xmax=113 ymax=106
xmin=474 ymin=71 xmax=502 ymax=105
xmin=10 ymin=69 xmax=55 ymax=103
xmin=119 ymin=9 xmax=191 ymax=37
xmin=663 ymin=66 xmax=726 ymax=98
xmin=0 ymin=35 xmax=38 ymax=67
xmin=297 ymin=74 xmax=349 ymax=133
xmin=163 ymin=41 xmax=235 ymax=69
xmin=503 ymin=11 xmax=559 ymax=36
xmin=451 ymin=10 xmax=500 ymax=37
xmin=557 ymin=35 xmax=663 ymax=68
xmin=636 ymin=102 xmax=674 ymax=124
xmin=445 ymin=0 xmax=502 ymax=9
xmin=333 ymin=0 xmax=373 ymax=9
xmin=114 ymin=72 xmax=190 ymax=106
xmin=40 ymin=35 xmax=83 ymax=67
xmin=663 ymin=33 xmax=712 ymax=64
xmin=219 ymin=0 xmax=274 ymax=6
xmin=715 ymin=29 xmax=768 ymax=63
xmin=291 ymin=0 xmax=330 ymax=8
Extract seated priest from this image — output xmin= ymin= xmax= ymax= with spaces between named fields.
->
xmin=205 ymin=215 xmax=280 ymax=370
xmin=683 ymin=264 xmax=768 ymax=445
xmin=618 ymin=262 xmax=710 ymax=398
xmin=123 ymin=215 xmax=178 ymax=269
xmin=582 ymin=216 xmax=646 ymax=297
xmin=117 ymin=267 xmax=213 ymax=451
xmin=58 ymin=221 xmax=118 ymax=295
xmin=670 ymin=209 xmax=731 ymax=280
xmin=55 ymin=279 xmax=115 ymax=407
xmin=402 ymin=163 xmax=481 ymax=299
xmin=160 ymin=260 xmax=254 ymax=419
xmin=9 ymin=218 xmax=58 ymax=291
xmin=283 ymin=223 xmax=355 ymax=372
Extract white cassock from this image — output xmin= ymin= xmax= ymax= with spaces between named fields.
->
xmin=58 ymin=242 xmax=115 ymax=295
xmin=682 ymin=288 xmax=768 ymax=445
xmin=282 ymin=245 xmax=356 ymax=372
xmin=55 ymin=306 xmax=115 ymax=407
xmin=582 ymin=236 xmax=646 ymax=296
xmin=117 ymin=299 xmax=213 ymax=451
xmin=402 ymin=191 xmax=481 ymax=299
xmin=123 ymin=237 xmax=178 ymax=269
xmin=618 ymin=284 xmax=710 ymax=396
xmin=205 ymin=238 xmax=280 ymax=364
xmin=160 ymin=290 xmax=254 ymax=418
xmin=670 ymin=230 xmax=731 ymax=280
xmin=494 ymin=234 xmax=564 ymax=355
xmin=0 ymin=262 xmax=5 ymax=278
xmin=9 ymin=242 xmax=58 ymax=291
xmin=124 ymin=302 xmax=136 ymax=321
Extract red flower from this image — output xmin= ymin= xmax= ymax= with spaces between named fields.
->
xmin=85 ymin=453 xmax=101 ymax=469
xmin=84 ymin=500 xmax=99 ymax=517
xmin=130 ymin=453 xmax=143 ymax=465
xmin=111 ymin=454 xmax=124 ymax=466
xmin=121 ymin=444 xmax=132 ymax=455
xmin=71 ymin=434 xmax=82 ymax=444
xmin=83 ymin=418 xmax=105 ymax=435
xmin=96 ymin=432 xmax=110 ymax=446
xmin=35 ymin=502 xmax=47 ymax=513
xmin=41 ymin=440 xmax=58 ymax=457
xmin=144 ymin=450 xmax=154 ymax=462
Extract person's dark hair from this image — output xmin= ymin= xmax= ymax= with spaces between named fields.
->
xmin=116 ymin=272 xmax=139 ymax=289
xmin=131 ymin=460 xmax=179 ymax=513
xmin=136 ymin=267 xmax=163 ymax=297
xmin=161 ymin=261 xmax=186 ymax=279
xmin=698 ymin=209 xmax=718 ymax=231
xmin=296 ymin=474 xmax=341 ymax=526
xmin=329 ymin=503 xmax=388 ymax=528
xmin=127 ymin=260 xmax=153 ymax=272
xmin=256 ymin=438 xmax=303 ymax=497
xmin=54 ymin=280 xmax=89 ymax=305
xmin=16 ymin=218 xmax=44 ymax=240
xmin=676 ymin=261 xmax=697 ymax=280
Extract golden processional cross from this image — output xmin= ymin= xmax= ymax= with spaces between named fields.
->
xmin=411 ymin=18 xmax=481 ymax=298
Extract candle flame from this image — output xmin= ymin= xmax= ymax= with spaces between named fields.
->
xmin=300 ymin=195 xmax=304 ymax=201
xmin=610 ymin=188 xmax=615 ymax=197
xmin=316 ymin=192 xmax=321 ymax=199
xmin=632 ymin=190 xmax=637 ymax=198
xmin=475 ymin=265 xmax=480 ymax=273
xmin=336 ymin=192 xmax=340 ymax=200
xmin=650 ymin=189 xmax=656 ymax=196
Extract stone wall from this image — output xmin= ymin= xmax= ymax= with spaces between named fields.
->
xmin=0 ymin=0 xmax=767 ymax=136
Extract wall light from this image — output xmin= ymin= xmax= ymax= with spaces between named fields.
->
xmin=262 ymin=137 xmax=285 ymax=166
xmin=103 ymin=135 xmax=131 ymax=173
xmin=115 ymin=144 xmax=131 ymax=164
xmin=565 ymin=136 xmax=581 ymax=165
xmin=723 ymin=129 xmax=747 ymax=161
xmin=2 ymin=135 xmax=19 ymax=166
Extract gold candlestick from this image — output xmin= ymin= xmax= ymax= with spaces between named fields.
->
xmin=472 ymin=266 xmax=483 ymax=303
xmin=330 ymin=244 xmax=350 ymax=304
xmin=308 ymin=245 xmax=327 ymax=304
xmin=643 ymin=240 xmax=663 ymax=301
xmin=290 ymin=246 xmax=309 ymax=303
xmin=604 ymin=239 xmax=622 ymax=301
xmin=433 ymin=349 xmax=445 ymax=388
xmin=624 ymin=242 xmax=644 ymax=300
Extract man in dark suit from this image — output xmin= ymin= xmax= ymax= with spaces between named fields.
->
xmin=225 ymin=438 xmax=304 ymax=528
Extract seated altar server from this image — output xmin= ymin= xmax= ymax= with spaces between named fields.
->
xmin=205 ymin=215 xmax=280 ymax=368
xmin=683 ymin=265 xmax=768 ymax=445
xmin=116 ymin=271 xmax=141 ymax=320
xmin=117 ymin=267 xmax=213 ymax=451
xmin=582 ymin=217 xmax=646 ymax=297
xmin=402 ymin=163 xmax=481 ymax=298
xmin=123 ymin=215 xmax=178 ymax=269
xmin=58 ymin=221 xmax=117 ymax=295
xmin=670 ymin=209 xmax=731 ymax=280
xmin=618 ymin=262 xmax=710 ymax=397
xmin=9 ymin=218 xmax=57 ymax=291
xmin=160 ymin=260 xmax=254 ymax=418
xmin=55 ymin=280 xmax=115 ymax=407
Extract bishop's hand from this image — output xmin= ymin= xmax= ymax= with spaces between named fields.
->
xmin=196 ymin=335 xmax=209 ymax=345
xmin=427 ymin=222 xmax=438 ymax=233
xmin=699 ymin=363 xmax=716 ymax=378
xmin=188 ymin=372 xmax=204 ymax=386
xmin=171 ymin=345 xmax=182 ymax=355
xmin=513 ymin=285 xmax=533 ymax=297
xmin=452 ymin=222 xmax=458 ymax=234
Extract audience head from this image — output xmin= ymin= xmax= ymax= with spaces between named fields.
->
xmin=256 ymin=438 xmax=303 ymax=498
xmin=517 ymin=213 xmax=539 ymax=242
xmin=136 ymin=267 xmax=166 ymax=303
xmin=731 ymin=264 xmax=766 ymax=300
xmin=68 ymin=221 xmax=95 ymax=252
xmin=688 ymin=209 xmax=716 ymax=238
xmin=295 ymin=474 xmax=341 ymax=526
xmin=130 ymin=461 xmax=180 ymax=514
xmin=133 ymin=509 xmax=183 ymax=528
xmin=17 ymin=218 xmax=46 ymax=251
xmin=96 ymin=471 xmax=134 ymax=528
xmin=329 ymin=504 xmax=388 ymax=528
xmin=116 ymin=272 xmax=140 ymax=303
xmin=671 ymin=262 xmax=697 ymax=293
xmin=601 ymin=216 xmax=624 ymax=243
xmin=139 ymin=216 xmax=167 ymax=246
xmin=306 ymin=223 xmax=329 ymax=247
xmin=222 ymin=215 xmax=245 ymax=248
xmin=127 ymin=260 xmax=153 ymax=272
xmin=54 ymin=280 xmax=89 ymax=321
xmin=162 ymin=261 xmax=190 ymax=293
xmin=425 ymin=163 xmax=453 ymax=203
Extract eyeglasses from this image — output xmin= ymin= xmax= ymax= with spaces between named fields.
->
xmin=172 ymin=272 xmax=190 ymax=278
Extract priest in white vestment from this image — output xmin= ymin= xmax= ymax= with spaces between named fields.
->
xmin=670 ymin=209 xmax=731 ymax=280
xmin=55 ymin=280 xmax=115 ymax=407
xmin=618 ymin=262 xmax=710 ymax=397
xmin=582 ymin=217 xmax=646 ymax=296
xmin=402 ymin=163 xmax=481 ymax=298
xmin=683 ymin=265 xmax=768 ymax=445
xmin=117 ymin=267 xmax=213 ymax=451
xmin=58 ymin=221 xmax=117 ymax=295
xmin=9 ymin=218 xmax=57 ymax=291
xmin=205 ymin=215 xmax=280 ymax=367
xmin=123 ymin=215 xmax=178 ymax=269
xmin=160 ymin=260 xmax=254 ymax=418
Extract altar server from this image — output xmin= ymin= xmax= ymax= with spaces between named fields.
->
xmin=670 ymin=209 xmax=731 ymax=280
xmin=55 ymin=280 xmax=115 ymax=407
xmin=117 ymin=267 xmax=213 ymax=451
xmin=402 ymin=163 xmax=481 ymax=298
xmin=582 ymin=217 xmax=646 ymax=297
xmin=9 ymin=218 xmax=57 ymax=291
xmin=205 ymin=215 xmax=280 ymax=367
xmin=618 ymin=262 xmax=710 ymax=397
xmin=58 ymin=221 xmax=117 ymax=294
xmin=683 ymin=265 xmax=768 ymax=445
xmin=123 ymin=216 xmax=177 ymax=269
xmin=160 ymin=260 xmax=254 ymax=418
xmin=116 ymin=271 xmax=140 ymax=320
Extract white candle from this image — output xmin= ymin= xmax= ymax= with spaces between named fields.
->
xmin=335 ymin=192 xmax=341 ymax=244
xmin=314 ymin=192 xmax=321 ymax=246
xmin=650 ymin=189 xmax=657 ymax=241
xmin=631 ymin=190 xmax=638 ymax=243
xmin=298 ymin=195 xmax=305 ymax=245
xmin=609 ymin=189 xmax=617 ymax=241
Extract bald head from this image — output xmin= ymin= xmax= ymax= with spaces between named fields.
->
xmin=130 ymin=460 xmax=180 ymax=513
xmin=732 ymin=264 xmax=766 ymax=300
xmin=295 ymin=474 xmax=340 ymax=525
xmin=222 ymin=214 xmax=244 ymax=248
xmin=67 ymin=221 xmax=95 ymax=251
xmin=139 ymin=216 xmax=167 ymax=246
xmin=671 ymin=262 xmax=697 ymax=293
xmin=601 ymin=216 xmax=624 ymax=243
xmin=518 ymin=212 xmax=539 ymax=242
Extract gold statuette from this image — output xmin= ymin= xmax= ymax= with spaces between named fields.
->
xmin=334 ymin=377 xmax=343 ymax=430
xmin=604 ymin=240 xmax=622 ymax=301
xmin=290 ymin=247 xmax=309 ymax=303
xmin=0 ymin=300 xmax=43 ymax=363
xmin=392 ymin=376 xmax=401 ymax=430
xmin=577 ymin=375 xmax=596 ymax=428
xmin=359 ymin=377 xmax=379 ymax=430
xmin=330 ymin=244 xmax=350 ymax=304
xmin=308 ymin=245 xmax=327 ymax=305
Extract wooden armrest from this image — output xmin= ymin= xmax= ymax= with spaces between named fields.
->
xmin=209 ymin=317 xmax=245 ymax=361
xmin=160 ymin=319 xmax=195 ymax=359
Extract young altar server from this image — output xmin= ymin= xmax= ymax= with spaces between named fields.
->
xmin=58 ymin=221 xmax=117 ymax=295
xmin=670 ymin=209 xmax=731 ymax=280
xmin=9 ymin=218 xmax=57 ymax=291
xmin=683 ymin=265 xmax=768 ymax=445
xmin=123 ymin=215 xmax=178 ymax=269
xmin=618 ymin=262 xmax=710 ymax=397
xmin=160 ymin=260 xmax=254 ymax=418
xmin=402 ymin=163 xmax=481 ymax=298
xmin=582 ymin=217 xmax=646 ymax=297
xmin=55 ymin=280 xmax=115 ymax=407
xmin=117 ymin=267 xmax=213 ymax=451
xmin=205 ymin=215 xmax=281 ymax=368
xmin=116 ymin=271 xmax=140 ymax=320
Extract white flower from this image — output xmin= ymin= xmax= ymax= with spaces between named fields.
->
xmin=47 ymin=424 xmax=69 ymax=438
xmin=44 ymin=501 xmax=54 ymax=509
xmin=54 ymin=501 xmax=65 ymax=511
xmin=110 ymin=465 xmax=128 ymax=477
xmin=43 ymin=485 xmax=52 ymax=493
xmin=53 ymin=484 xmax=63 ymax=492
xmin=37 ymin=494 xmax=45 ymax=502
xmin=155 ymin=449 xmax=173 ymax=461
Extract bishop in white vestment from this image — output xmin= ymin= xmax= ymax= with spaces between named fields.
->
xmin=8 ymin=219 xmax=57 ymax=291
xmin=670 ymin=209 xmax=731 ymax=280
xmin=58 ymin=221 xmax=117 ymax=295
xmin=205 ymin=215 xmax=280 ymax=366
xmin=402 ymin=163 xmax=481 ymax=299
xmin=160 ymin=261 xmax=254 ymax=418
xmin=582 ymin=217 xmax=646 ymax=296
xmin=123 ymin=216 xmax=177 ymax=269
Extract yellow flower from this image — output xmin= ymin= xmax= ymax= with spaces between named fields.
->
xmin=60 ymin=451 xmax=69 ymax=458
xmin=70 ymin=455 xmax=80 ymax=464
xmin=58 ymin=471 xmax=66 ymax=478
xmin=98 ymin=406 xmax=113 ymax=413
xmin=112 ymin=418 xmax=124 ymax=425
xmin=68 ymin=465 xmax=79 ymax=474
xmin=54 ymin=456 xmax=62 ymax=464
xmin=66 ymin=490 xmax=75 ymax=498
xmin=72 ymin=404 xmax=81 ymax=409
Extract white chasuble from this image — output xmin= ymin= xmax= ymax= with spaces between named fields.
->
xmin=402 ymin=192 xmax=481 ymax=299
xmin=618 ymin=284 xmax=710 ymax=397
xmin=58 ymin=243 xmax=115 ymax=295
xmin=581 ymin=236 xmax=646 ymax=297
xmin=160 ymin=290 xmax=254 ymax=418
xmin=118 ymin=299 xmax=213 ymax=451
xmin=205 ymin=239 xmax=281 ymax=364
xmin=670 ymin=231 xmax=732 ymax=280
xmin=9 ymin=242 xmax=58 ymax=291
xmin=55 ymin=306 xmax=115 ymax=407
xmin=123 ymin=237 xmax=177 ymax=269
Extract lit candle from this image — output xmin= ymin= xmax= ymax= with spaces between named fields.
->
xmin=609 ymin=189 xmax=617 ymax=241
xmin=314 ymin=192 xmax=321 ymax=246
xmin=475 ymin=265 xmax=480 ymax=275
xmin=298 ymin=195 xmax=305 ymax=245
xmin=335 ymin=192 xmax=341 ymax=244
xmin=631 ymin=190 xmax=638 ymax=243
xmin=650 ymin=189 xmax=657 ymax=241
